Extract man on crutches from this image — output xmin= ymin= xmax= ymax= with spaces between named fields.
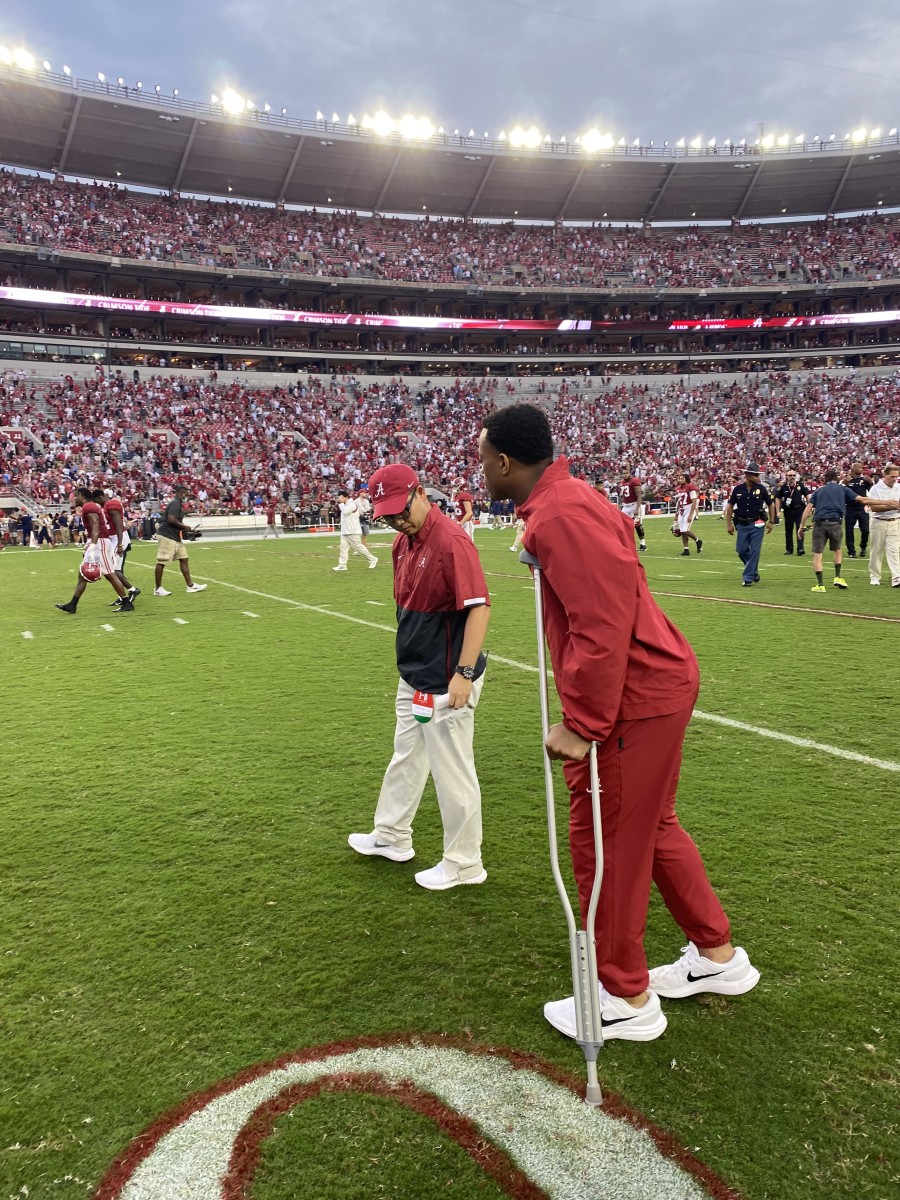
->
xmin=478 ymin=405 xmax=759 ymax=1048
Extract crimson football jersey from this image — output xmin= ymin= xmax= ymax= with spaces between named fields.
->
xmin=619 ymin=477 xmax=641 ymax=504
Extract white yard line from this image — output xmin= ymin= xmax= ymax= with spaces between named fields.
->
xmin=158 ymin=569 xmax=900 ymax=776
xmin=242 ymin=611 xmax=260 ymax=618
xmin=173 ymin=618 xmax=188 ymax=625
xmin=21 ymin=631 xmax=34 ymax=639
xmin=101 ymin=624 xmax=115 ymax=632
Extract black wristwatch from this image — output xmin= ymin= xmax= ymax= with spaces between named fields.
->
xmin=455 ymin=664 xmax=476 ymax=682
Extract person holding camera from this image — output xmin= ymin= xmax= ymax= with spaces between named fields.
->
xmin=153 ymin=483 xmax=207 ymax=597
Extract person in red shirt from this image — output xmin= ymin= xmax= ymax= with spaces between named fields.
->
xmin=672 ymin=471 xmax=702 ymax=556
xmin=450 ymin=478 xmax=475 ymax=540
xmin=348 ymin=463 xmax=490 ymax=891
xmin=263 ymin=501 xmax=281 ymax=539
xmin=618 ymin=466 xmax=647 ymax=553
xmin=478 ymin=404 xmax=758 ymax=1043
xmin=100 ymin=488 xmax=140 ymax=605
xmin=55 ymin=486 xmax=134 ymax=613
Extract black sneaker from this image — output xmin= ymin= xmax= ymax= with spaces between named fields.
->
xmin=754 ymin=573 xmax=761 ymax=582
xmin=55 ymin=602 xmax=76 ymax=613
xmin=109 ymin=598 xmax=122 ymax=607
xmin=128 ymin=587 xmax=142 ymax=600
xmin=679 ymin=549 xmax=690 ymax=557
xmin=117 ymin=599 xmax=135 ymax=612
xmin=695 ymin=539 xmax=703 ymax=554
xmin=847 ymin=551 xmax=857 ymax=559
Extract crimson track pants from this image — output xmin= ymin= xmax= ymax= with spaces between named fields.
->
xmin=563 ymin=701 xmax=731 ymax=998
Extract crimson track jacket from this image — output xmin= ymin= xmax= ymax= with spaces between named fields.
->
xmin=519 ymin=457 xmax=699 ymax=744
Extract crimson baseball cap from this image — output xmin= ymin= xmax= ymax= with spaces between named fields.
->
xmin=369 ymin=463 xmax=420 ymax=517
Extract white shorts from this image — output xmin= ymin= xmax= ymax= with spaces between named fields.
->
xmin=107 ymin=531 xmax=131 ymax=572
xmin=676 ymin=512 xmax=695 ymax=534
xmin=461 ymin=520 xmax=475 ymax=540
xmin=621 ymin=503 xmax=644 ymax=524
xmin=86 ymin=540 xmax=116 ymax=576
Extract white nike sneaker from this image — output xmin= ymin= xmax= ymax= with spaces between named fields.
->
xmin=153 ymin=587 xmax=171 ymax=597
xmin=544 ymin=986 xmax=667 ymax=1042
xmin=649 ymin=942 xmax=760 ymax=999
xmin=347 ymin=832 xmax=414 ymax=862
xmin=186 ymin=583 xmax=207 ymax=593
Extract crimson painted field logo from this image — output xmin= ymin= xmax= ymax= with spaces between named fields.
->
xmin=93 ymin=1035 xmax=739 ymax=1199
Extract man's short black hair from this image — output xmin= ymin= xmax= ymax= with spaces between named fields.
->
xmin=824 ymin=468 xmax=838 ymax=482
xmin=483 ymin=404 xmax=553 ymax=465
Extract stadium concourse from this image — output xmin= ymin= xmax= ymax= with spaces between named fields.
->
xmin=1 ymin=366 xmax=899 ymax=524
xmin=4 ymin=170 xmax=900 ymax=288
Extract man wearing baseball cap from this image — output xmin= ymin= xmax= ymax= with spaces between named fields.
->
xmin=153 ymin=483 xmax=207 ymax=597
xmin=348 ymin=463 xmax=490 ymax=890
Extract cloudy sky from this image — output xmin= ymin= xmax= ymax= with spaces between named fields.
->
xmin=2 ymin=0 xmax=899 ymax=143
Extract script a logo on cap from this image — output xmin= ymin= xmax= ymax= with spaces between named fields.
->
xmin=375 ymin=481 xmax=385 ymax=497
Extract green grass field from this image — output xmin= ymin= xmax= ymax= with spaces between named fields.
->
xmin=1 ymin=517 xmax=898 ymax=1200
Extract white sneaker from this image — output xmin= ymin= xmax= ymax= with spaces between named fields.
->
xmin=870 ymin=579 xmax=880 ymax=586
xmin=333 ymin=565 xmax=347 ymax=572
xmin=368 ymin=558 xmax=378 ymax=569
xmin=186 ymin=583 xmax=207 ymax=593
xmin=544 ymin=986 xmax=667 ymax=1042
xmin=153 ymin=587 xmax=171 ymax=597
xmin=414 ymin=862 xmax=487 ymax=890
xmin=347 ymin=832 xmax=414 ymax=862
xmin=649 ymin=942 xmax=760 ymax=999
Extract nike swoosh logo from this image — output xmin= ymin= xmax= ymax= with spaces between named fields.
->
xmin=686 ymin=969 xmax=726 ymax=983
xmin=601 ymin=1014 xmax=637 ymax=1027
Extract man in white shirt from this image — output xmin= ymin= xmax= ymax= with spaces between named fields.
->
xmin=333 ymin=490 xmax=378 ymax=572
xmin=866 ymin=463 xmax=900 ymax=586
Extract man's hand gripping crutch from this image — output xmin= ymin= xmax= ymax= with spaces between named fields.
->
xmin=520 ymin=550 xmax=604 ymax=1107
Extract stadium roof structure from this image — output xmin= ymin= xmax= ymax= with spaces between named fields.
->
xmin=4 ymin=66 xmax=900 ymax=223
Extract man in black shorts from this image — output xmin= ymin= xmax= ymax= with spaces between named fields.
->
xmin=799 ymin=469 xmax=896 ymax=593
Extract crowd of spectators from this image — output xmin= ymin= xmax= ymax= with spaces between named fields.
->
xmin=4 ymin=170 xmax=900 ymax=290
xmin=2 ymin=366 xmax=898 ymax=524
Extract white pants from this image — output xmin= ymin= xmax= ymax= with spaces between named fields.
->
xmin=373 ymin=676 xmax=485 ymax=874
xmin=676 ymin=512 xmax=695 ymax=534
xmin=337 ymin=534 xmax=376 ymax=566
xmin=869 ymin=519 xmax=900 ymax=584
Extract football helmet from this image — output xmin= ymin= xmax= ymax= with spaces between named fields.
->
xmin=79 ymin=558 xmax=102 ymax=583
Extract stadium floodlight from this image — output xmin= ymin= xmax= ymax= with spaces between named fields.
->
xmin=281 ymin=107 xmax=287 ymax=115
xmin=263 ymin=102 xmax=270 ymax=112
xmin=136 ymin=80 xmax=142 ymax=88
xmin=676 ymin=137 xmax=685 ymax=147
xmin=221 ymin=88 xmax=247 ymax=114
xmin=690 ymin=136 xmax=701 ymax=148
xmin=154 ymin=84 xmax=161 ymax=93
xmin=43 ymin=60 xmax=51 ymax=71
xmin=14 ymin=48 xmax=35 ymax=70
xmin=483 ymin=130 xmax=488 ymax=138
xmin=724 ymin=138 xmax=732 ymax=146
xmin=581 ymin=129 xmax=613 ymax=152
xmin=211 ymin=93 xmax=219 ymax=104
xmin=97 ymin=72 xmax=106 ymax=83
xmin=851 ymin=127 xmax=866 ymax=142
xmin=777 ymin=134 xmax=789 ymax=146
xmin=891 ymin=128 xmax=898 ymax=136
xmin=795 ymin=134 xmax=804 ymax=143
xmin=372 ymin=111 xmax=394 ymax=136
xmin=870 ymin=127 xmax=881 ymax=138
xmin=332 ymin=111 xmax=340 ymax=122
xmin=315 ymin=110 xmax=324 ymax=120
xmin=347 ymin=113 xmax=356 ymax=124
xmin=761 ymin=134 xmax=775 ymax=148
xmin=0 ymin=46 xmax=11 ymax=65
xmin=634 ymin=137 xmax=641 ymax=146
xmin=117 ymin=75 xmax=124 ymax=85
xmin=739 ymin=138 xmax=746 ymax=146
xmin=173 ymin=88 xmax=179 ymax=97
xmin=63 ymin=64 xmax=71 ymax=75
xmin=498 ymin=130 xmax=506 ymax=140
xmin=453 ymin=128 xmax=460 ymax=136
xmin=560 ymin=135 xmax=566 ymax=143
xmin=813 ymin=135 xmax=820 ymax=142
xmin=708 ymin=138 xmax=716 ymax=147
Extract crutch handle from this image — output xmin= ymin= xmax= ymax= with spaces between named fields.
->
xmin=519 ymin=549 xmax=541 ymax=568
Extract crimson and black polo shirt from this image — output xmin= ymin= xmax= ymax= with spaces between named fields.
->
xmin=391 ymin=504 xmax=489 ymax=693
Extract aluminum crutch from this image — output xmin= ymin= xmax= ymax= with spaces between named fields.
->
xmin=520 ymin=550 xmax=604 ymax=1107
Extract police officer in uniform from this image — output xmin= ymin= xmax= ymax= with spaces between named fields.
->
xmin=724 ymin=461 xmax=775 ymax=587
xmin=775 ymin=470 xmax=809 ymax=556
xmin=842 ymin=462 xmax=874 ymax=558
